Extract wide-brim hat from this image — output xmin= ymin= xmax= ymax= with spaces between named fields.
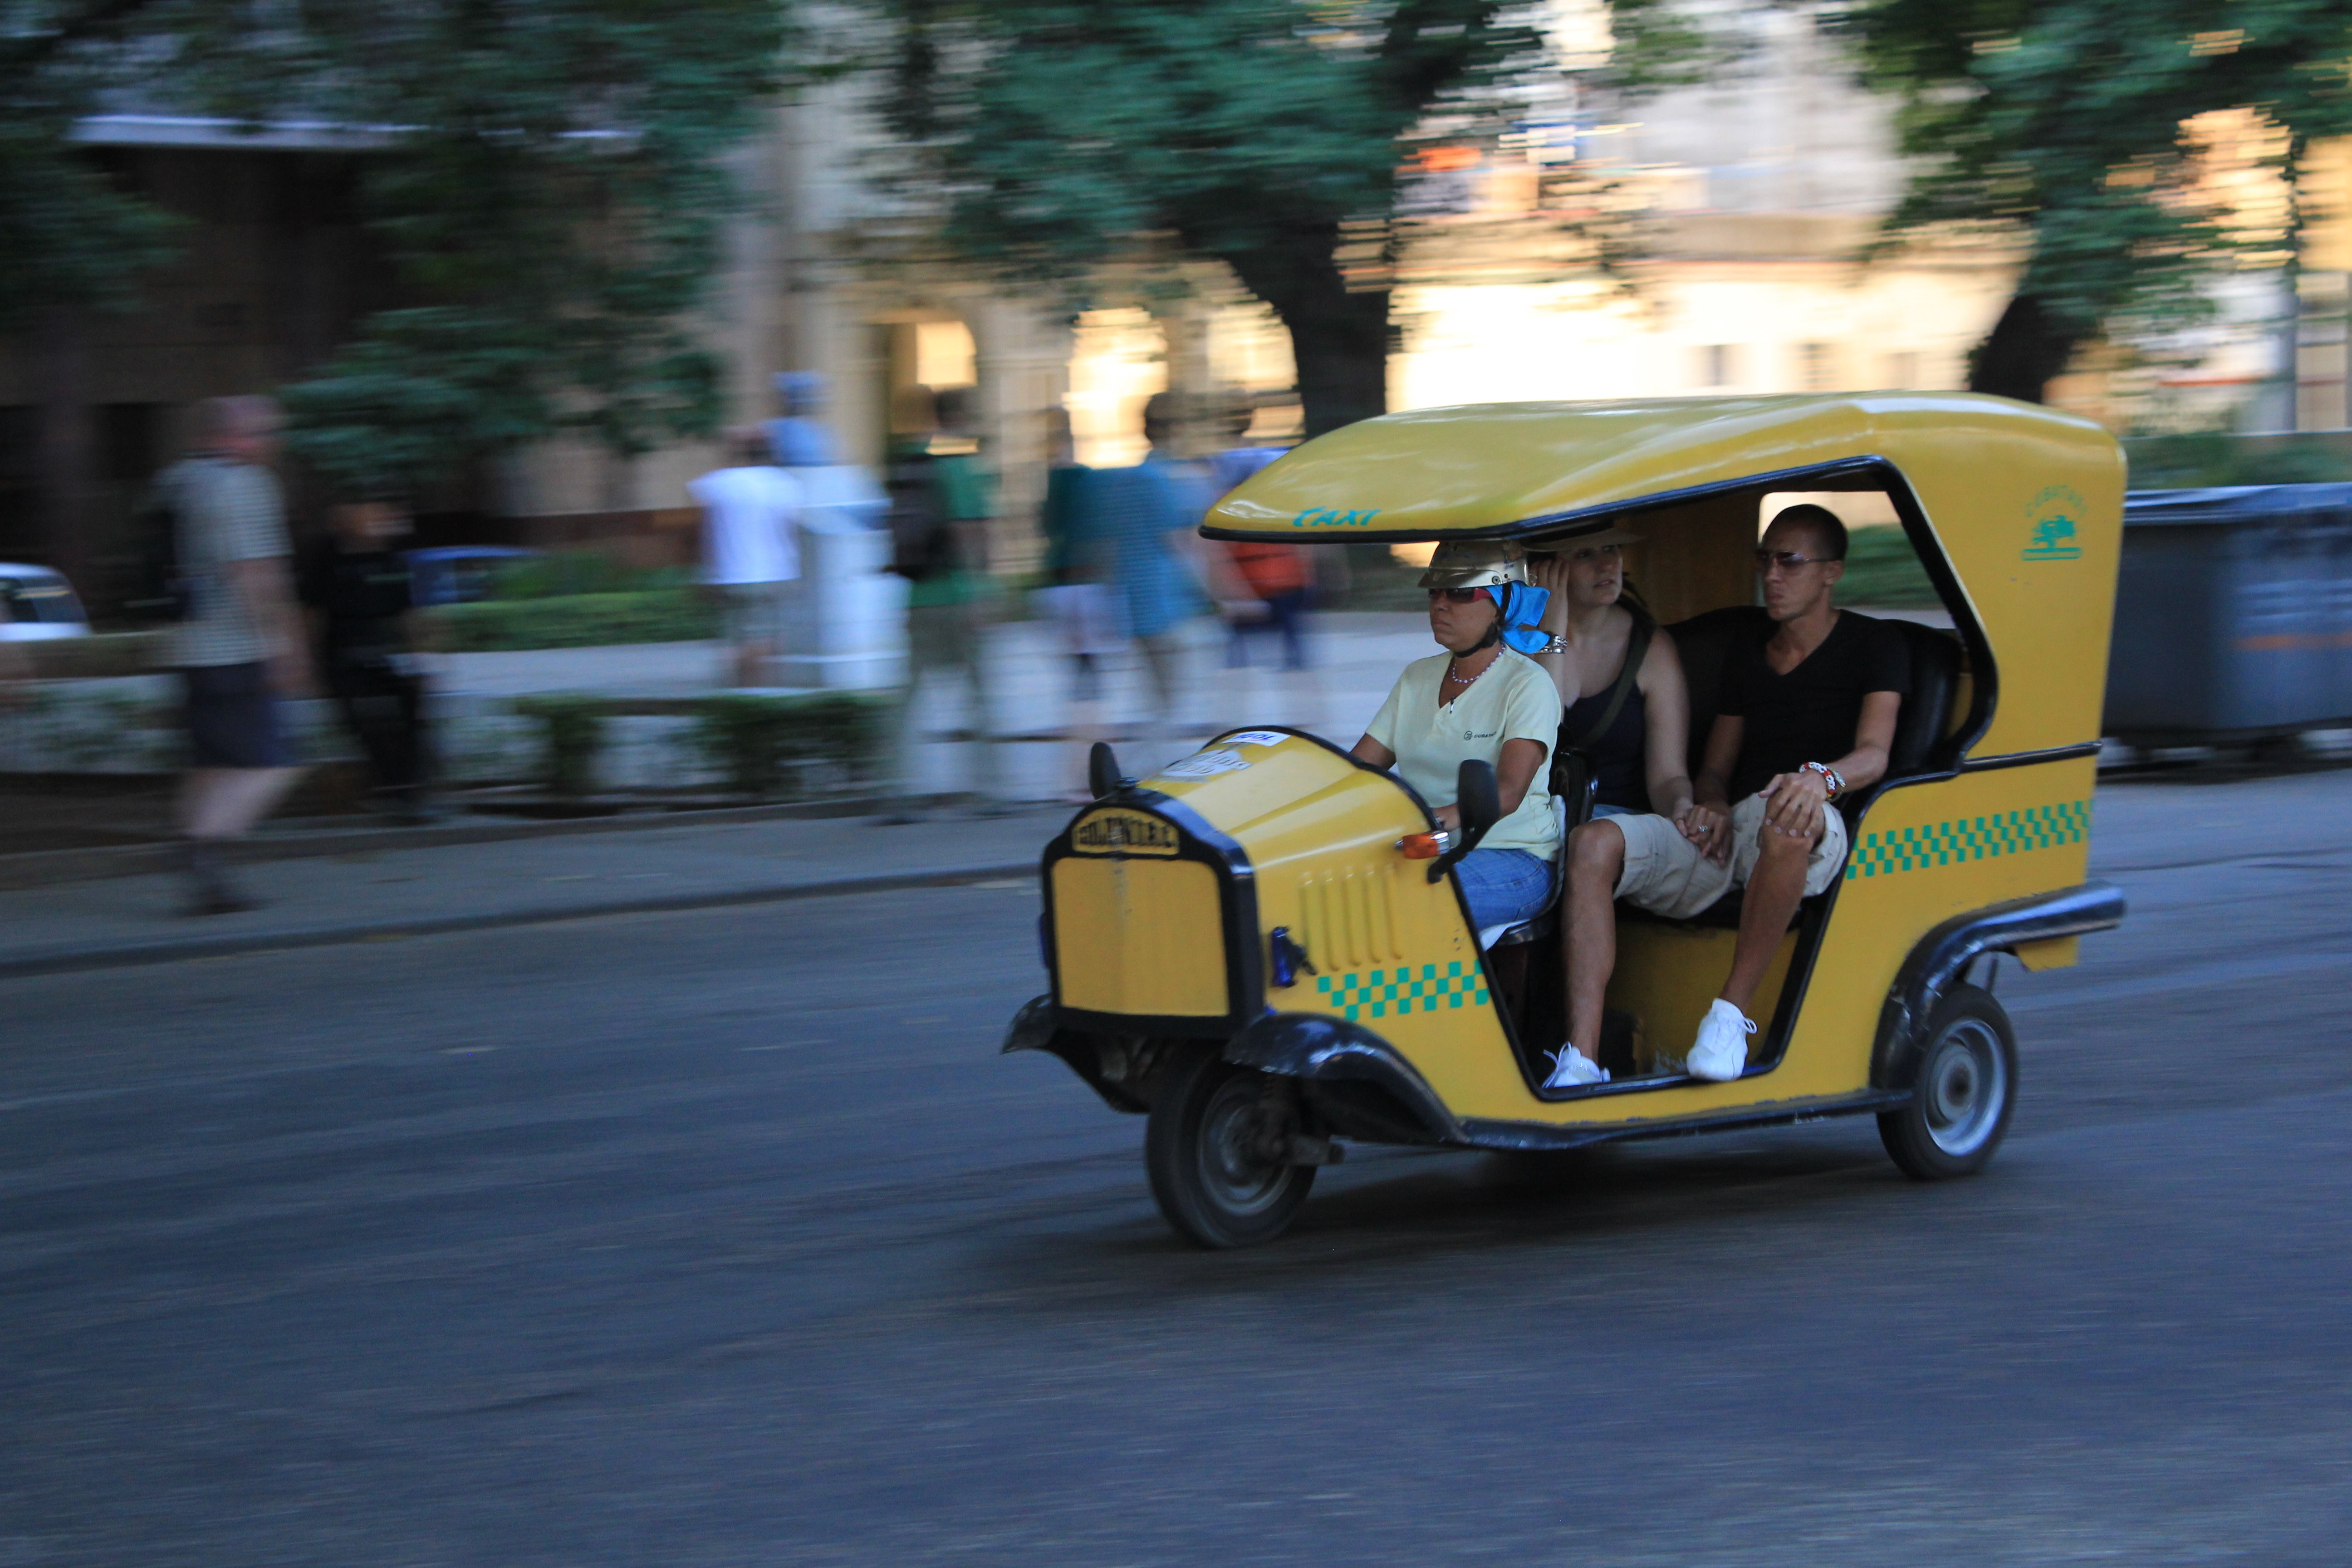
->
xmin=1418 ymin=539 xmax=1530 ymax=589
xmin=1527 ymin=522 xmax=1645 ymax=554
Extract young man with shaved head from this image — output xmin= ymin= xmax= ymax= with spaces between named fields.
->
xmin=1546 ymin=503 xmax=1909 ymax=1088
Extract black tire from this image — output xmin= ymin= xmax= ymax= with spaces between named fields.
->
xmin=1878 ymin=983 xmax=2019 ymax=1180
xmin=1145 ymin=1052 xmax=1315 ymax=1249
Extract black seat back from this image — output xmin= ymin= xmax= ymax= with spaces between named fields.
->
xmin=1884 ymin=617 xmax=1963 ymax=776
xmin=1664 ymin=606 xmax=1965 ymax=789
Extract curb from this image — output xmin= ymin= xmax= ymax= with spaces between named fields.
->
xmin=0 ymin=794 xmax=1043 ymax=892
xmin=0 ymin=861 xmax=1039 ymax=980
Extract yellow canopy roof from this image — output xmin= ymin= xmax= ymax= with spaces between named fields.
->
xmin=1205 ymin=392 xmax=2127 ymax=760
xmin=1204 ymin=392 xmax=2115 ymax=541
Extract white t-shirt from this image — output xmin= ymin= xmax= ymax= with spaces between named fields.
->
xmin=1365 ymin=647 xmax=1563 ymax=858
xmin=691 ymin=465 xmax=802 ymax=584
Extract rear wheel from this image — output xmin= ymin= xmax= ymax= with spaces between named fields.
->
xmin=1146 ymin=1052 xmax=1315 ymax=1248
xmin=1879 ymin=983 xmax=2018 ymax=1180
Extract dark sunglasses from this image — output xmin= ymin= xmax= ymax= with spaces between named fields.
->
xmin=1427 ymin=587 xmax=1488 ymax=604
xmin=1754 ymin=548 xmax=1836 ymax=572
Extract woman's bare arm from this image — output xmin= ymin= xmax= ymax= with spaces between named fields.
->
xmin=1637 ymin=628 xmax=1694 ymax=819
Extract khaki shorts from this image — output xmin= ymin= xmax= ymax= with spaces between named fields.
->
xmin=1609 ymin=792 xmax=1850 ymax=921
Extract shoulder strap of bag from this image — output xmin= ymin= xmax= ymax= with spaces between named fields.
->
xmin=1568 ymin=610 xmax=1653 ymax=750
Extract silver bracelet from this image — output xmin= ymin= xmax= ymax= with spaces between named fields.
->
xmin=1536 ymin=632 xmax=1572 ymax=655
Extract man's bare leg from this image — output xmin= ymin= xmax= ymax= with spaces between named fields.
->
xmin=1562 ymin=818 xmax=1626 ymax=1061
xmin=180 ymin=766 xmax=304 ymax=840
xmin=1719 ymin=820 xmax=1817 ymax=1013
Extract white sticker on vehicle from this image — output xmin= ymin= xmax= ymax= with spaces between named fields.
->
xmin=1225 ymin=730 xmax=1290 ymax=748
xmin=1161 ymin=749 xmax=1251 ymax=779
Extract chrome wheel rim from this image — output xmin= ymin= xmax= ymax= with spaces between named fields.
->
xmin=1199 ymin=1075 xmax=1290 ymax=1217
xmin=1923 ymin=1018 xmax=2007 ymax=1156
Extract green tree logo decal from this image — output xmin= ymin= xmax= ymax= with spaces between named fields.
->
xmin=2022 ymin=488 xmax=2086 ymax=561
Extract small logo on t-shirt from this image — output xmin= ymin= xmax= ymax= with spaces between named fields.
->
xmin=1463 ymin=728 xmax=1496 ymax=740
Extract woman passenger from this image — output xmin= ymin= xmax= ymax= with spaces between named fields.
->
xmin=1524 ymin=529 xmax=1696 ymax=1088
xmin=1349 ymin=543 xmax=1563 ymax=937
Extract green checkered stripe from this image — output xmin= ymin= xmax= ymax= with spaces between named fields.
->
xmin=1846 ymin=800 xmax=2090 ymax=880
xmin=1315 ymin=963 xmax=1489 ymax=1021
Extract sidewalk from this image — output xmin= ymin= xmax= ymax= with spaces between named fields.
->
xmin=0 ymin=807 xmax=1064 ymax=979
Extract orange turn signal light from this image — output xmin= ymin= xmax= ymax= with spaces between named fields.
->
xmin=1397 ymin=832 xmax=1446 ymax=859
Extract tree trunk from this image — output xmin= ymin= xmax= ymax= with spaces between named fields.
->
xmin=1216 ymin=222 xmax=1389 ymax=439
xmin=1967 ymin=293 xmax=2082 ymax=405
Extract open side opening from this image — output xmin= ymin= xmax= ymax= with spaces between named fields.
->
xmin=1477 ymin=456 xmax=1995 ymax=1099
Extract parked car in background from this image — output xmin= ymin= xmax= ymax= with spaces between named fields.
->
xmin=0 ymin=564 xmax=92 ymax=639
xmin=406 ymin=547 xmax=542 ymax=608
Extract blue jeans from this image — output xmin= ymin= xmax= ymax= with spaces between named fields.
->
xmin=1453 ymin=848 xmax=1556 ymax=932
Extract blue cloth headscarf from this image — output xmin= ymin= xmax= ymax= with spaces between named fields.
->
xmin=1486 ymin=583 xmax=1552 ymax=654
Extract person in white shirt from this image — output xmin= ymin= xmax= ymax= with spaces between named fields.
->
xmin=691 ymin=428 xmax=803 ymax=687
xmin=1350 ymin=541 xmax=1563 ymax=936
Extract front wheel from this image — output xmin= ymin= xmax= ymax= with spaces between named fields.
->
xmin=1145 ymin=1052 xmax=1315 ymax=1248
xmin=1878 ymin=983 xmax=2018 ymax=1180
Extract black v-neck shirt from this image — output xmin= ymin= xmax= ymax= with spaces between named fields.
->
xmin=1719 ymin=611 xmax=1910 ymax=799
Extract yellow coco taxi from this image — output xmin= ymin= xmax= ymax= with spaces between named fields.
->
xmin=1004 ymin=394 xmax=2127 ymax=1247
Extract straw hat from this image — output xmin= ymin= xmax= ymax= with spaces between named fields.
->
xmin=1527 ymin=520 xmax=1644 ymax=554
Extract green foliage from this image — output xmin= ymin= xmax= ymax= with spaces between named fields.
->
xmin=483 ymin=551 xmax=690 ymax=602
xmin=892 ymin=1 xmax=1544 ymax=432
xmin=1837 ymin=0 xmax=2352 ymax=385
xmin=513 ymin=695 xmax=609 ymax=797
xmin=251 ymin=0 xmax=795 ymax=488
xmin=686 ymin=693 xmax=892 ymax=799
xmin=426 ymin=589 xmax=715 ymax=651
xmin=2124 ymin=430 xmax=2352 ymax=487
xmin=0 ymin=8 xmax=185 ymax=330
xmin=1834 ymin=527 xmax=1941 ymax=608
xmin=6 ymin=1 xmax=798 ymax=487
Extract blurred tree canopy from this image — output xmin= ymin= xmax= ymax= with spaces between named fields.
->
xmin=0 ymin=5 xmax=186 ymax=331
xmin=887 ymin=1 xmax=1546 ymax=437
xmin=3 ymin=0 xmax=798 ymax=490
xmin=1612 ymin=0 xmax=2352 ymax=403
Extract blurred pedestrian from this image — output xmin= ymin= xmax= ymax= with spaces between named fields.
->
xmin=766 ymin=372 xmax=838 ymax=468
xmin=1100 ymin=392 xmax=1239 ymax=757
xmin=299 ymin=486 xmax=435 ymax=824
xmin=879 ymin=384 xmax=1004 ymax=820
xmin=691 ymin=427 xmax=803 ymax=688
xmin=156 ymin=395 xmax=311 ymax=915
xmin=1031 ymin=407 xmax=1116 ymax=801
xmin=1208 ymin=394 xmax=1321 ymax=731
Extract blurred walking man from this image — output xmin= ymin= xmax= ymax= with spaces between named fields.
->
xmin=879 ymin=385 xmax=1004 ymax=820
xmin=159 ymin=396 xmax=311 ymax=915
xmin=1102 ymin=392 xmax=1230 ymax=758
xmin=692 ymin=428 xmax=803 ymax=688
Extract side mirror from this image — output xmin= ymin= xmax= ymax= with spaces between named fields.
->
xmin=1427 ymin=759 xmax=1502 ymax=884
xmin=1088 ymin=741 xmax=1129 ymax=800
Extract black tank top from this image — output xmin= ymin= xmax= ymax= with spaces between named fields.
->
xmin=1563 ymin=657 xmax=1649 ymax=812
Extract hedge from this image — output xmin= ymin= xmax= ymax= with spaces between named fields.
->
xmin=426 ymin=588 xmax=717 ymax=651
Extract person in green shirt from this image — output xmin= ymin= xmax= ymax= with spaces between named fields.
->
xmin=879 ymin=385 xmax=1007 ymax=821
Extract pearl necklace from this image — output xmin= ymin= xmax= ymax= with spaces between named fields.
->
xmin=1444 ymin=650 xmax=1497 ymax=700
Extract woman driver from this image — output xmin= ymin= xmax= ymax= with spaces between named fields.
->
xmin=1349 ymin=542 xmax=1563 ymax=937
xmin=1524 ymin=530 xmax=1696 ymax=1088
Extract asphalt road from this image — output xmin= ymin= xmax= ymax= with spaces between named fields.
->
xmin=4 ymin=772 xmax=2351 ymax=1565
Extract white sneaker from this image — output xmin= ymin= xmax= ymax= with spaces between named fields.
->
xmin=1685 ymin=1000 xmax=1757 ymax=1082
xmin=1543 ymin=1047 xmax=1610 ymax=1090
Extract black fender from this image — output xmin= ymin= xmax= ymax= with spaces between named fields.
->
xmin=1000 ymin=995 xmax=1152 ymax=1114
xmin=1872 ymin=881 xmax=2126 ymax=1093
xmin=1222 ymin=1013 xmax=1462 ymax=1147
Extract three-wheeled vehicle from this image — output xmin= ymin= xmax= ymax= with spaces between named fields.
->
xmin=1005 ymin=393 xmax=2128 ymax=1247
